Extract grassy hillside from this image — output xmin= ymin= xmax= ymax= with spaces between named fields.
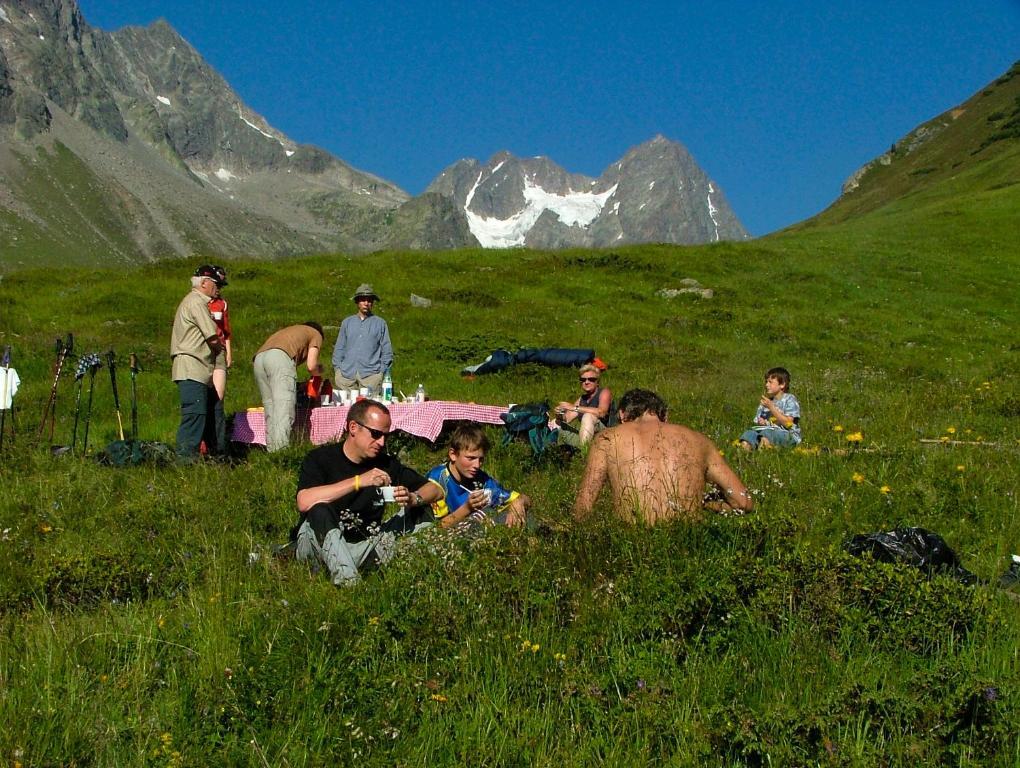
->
xmin=2 ymin=159 xmax=1019 ymax=764
xmin=800 ymin=60 xmax=1020 ymax=228
xmin=2 ymin=62 xmax=1020 ymax=763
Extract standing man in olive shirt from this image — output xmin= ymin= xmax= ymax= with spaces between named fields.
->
xmin=253 ymin=322 xmax=323 ymax=452
xmin=170 ymin=266 xmax=223 ymax=460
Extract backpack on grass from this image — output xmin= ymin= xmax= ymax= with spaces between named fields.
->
xmin=500 ymin=402 xmax=555 ymax=457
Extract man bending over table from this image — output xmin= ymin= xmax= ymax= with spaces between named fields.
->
xmin=290 ymin=399 xmax=442 ymax=585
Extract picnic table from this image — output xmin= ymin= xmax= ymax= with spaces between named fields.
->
xmin=231 ymin=400 xmax=509 ymax=447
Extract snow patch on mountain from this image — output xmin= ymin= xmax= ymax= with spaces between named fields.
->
xmin=706 ymin=183 xmax=720 ymax=241
xmin=464 ymin=173 xmax=617 ymax=248
xmin=157 ymin=95 xmax=171 ymax=106
xmin=0 ymin=7 xmax=9 ymax=23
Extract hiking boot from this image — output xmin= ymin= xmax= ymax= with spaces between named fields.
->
xmin=998 ymin=555 xmax=1020 ymax=590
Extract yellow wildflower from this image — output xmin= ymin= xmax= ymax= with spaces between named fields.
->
xmin=40 ymin=523 xmax=53 ymax=534
xmin=956 ymin=465 xmax=965 ymax=472
xmin=879 ymin=485 xmax=891 ymax=494
xmin=851 ymin=473 xmax=865 ymax=484
xmin=368 ymin=616 xmax=380 ymax=626
xmin=846 ymin=432 xmax=863 ymax=443
xmin=430 ymin=694 xmax=448 ymax=703
xmin=946 ymin=426 xmax=956 ymax=434
xmin=832 ymin=425 xmax=844 ymax=433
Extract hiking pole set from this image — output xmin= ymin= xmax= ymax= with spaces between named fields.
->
xmin=30 ymin=336 xmax=142 ymax=454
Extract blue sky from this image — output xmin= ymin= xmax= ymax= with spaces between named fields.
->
xmin=79 ymin=1 xmax=1019 ymax=236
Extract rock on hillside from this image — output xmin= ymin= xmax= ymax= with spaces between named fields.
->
xmin=427 ymin=136 xmax=749 ymax=248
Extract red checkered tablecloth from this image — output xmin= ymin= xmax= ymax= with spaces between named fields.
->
xmin=230 ymin=408 xmax=314 ymax=447
xmin=231 ymin=401 xmax=509 ymax=446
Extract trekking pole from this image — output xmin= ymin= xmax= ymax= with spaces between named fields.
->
xmin=38 ymin=334 xmax=74 ymax=441
xmin=0 ymin=345 xmax=11 ymax=452
xmin=107 ymin=350 xmax=125 ymax=441
xmin=70 ymin=353 xmax=101 ymax=454
xmin=129 ymin=353 xmax=140 ymax=441
xmin=71 ymin=361 xmax=86 ymax=454
xmin=82 ymin=356 xmax=102 ymax=455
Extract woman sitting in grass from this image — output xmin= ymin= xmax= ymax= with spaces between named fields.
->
xmin=553 ymin=364 xmax=613 ymax=448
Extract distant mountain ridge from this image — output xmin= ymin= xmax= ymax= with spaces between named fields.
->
xmin=427 ymin=136 xmax=748 ymax=248
xmin=799 ymin=60 xmax=1020 ymax=228
xmin=0 ymin=0 xmax=746 ymax=266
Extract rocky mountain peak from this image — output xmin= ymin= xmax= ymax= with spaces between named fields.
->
xmin=427 ymin=136 xmax=748 ymax=248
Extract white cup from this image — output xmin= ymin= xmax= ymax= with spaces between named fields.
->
xmin=380 ymin=486 xmax=396 ymax=502
xmin=212 ymin=311 xmax=223 ymax=321
xmin=359 ymin=387 xmax=370 ymax=399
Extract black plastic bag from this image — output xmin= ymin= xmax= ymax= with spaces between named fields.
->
xmin=845 ymin=527 xmax=977 ymax=585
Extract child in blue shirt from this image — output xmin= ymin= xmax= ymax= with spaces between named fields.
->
xmin=739 ymin=367 xmax=802 ymax=450
xmin=427 ymin=424 xmax=530 ymax=528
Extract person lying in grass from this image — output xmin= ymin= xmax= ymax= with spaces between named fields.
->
xmin=426 ymin=424 xmax=531 ymax=529
xmin=574 ymin=388 xmax=753 ymax=524
xmin=738 ymin=366 xmax=802 ymax=451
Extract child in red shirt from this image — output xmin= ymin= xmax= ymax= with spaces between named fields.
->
xmin=208 ymin=266 xmax=232 ymax=403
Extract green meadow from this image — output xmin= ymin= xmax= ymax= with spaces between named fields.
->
xmin=1 ymin=156 xmax=1019 ymax=765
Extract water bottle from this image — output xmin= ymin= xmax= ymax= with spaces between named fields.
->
xmin=382 ymin=367 xmax=393 ymax=404
xmin=415 ymin=383 xmax=425 ymax=403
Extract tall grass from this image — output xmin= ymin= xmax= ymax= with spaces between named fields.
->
xmin=1 ymin=177 xmax=1019 ymax=764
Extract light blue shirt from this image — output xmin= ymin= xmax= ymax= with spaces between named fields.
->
xmin=331 ymin=313 xmax=393 ymax=378
xmin=754 ymin=392 xmax=801 ymax=442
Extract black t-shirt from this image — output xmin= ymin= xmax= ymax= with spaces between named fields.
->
xmin=297 ymin=443 xmax=427 ymax=539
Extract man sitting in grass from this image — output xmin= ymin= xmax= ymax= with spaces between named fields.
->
xmin=290 ymin=399 xmax=442 ymax=586
xmin=426 ymin=424 xmax=531 ymax=529
xmin=574 ymin=388 xmax=753 ymax=524
xmin=738 ymin=366 xmax=802 ymax=451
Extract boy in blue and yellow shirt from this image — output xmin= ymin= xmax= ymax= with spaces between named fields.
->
xmin=427 ymin=424 xmax=530 ymax=528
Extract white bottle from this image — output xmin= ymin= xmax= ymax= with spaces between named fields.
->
xmin=415 ymin=383 xmax=425 ymax=403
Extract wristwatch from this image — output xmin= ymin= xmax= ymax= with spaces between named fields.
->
xmin=412 ymin=492 xmax=423 ymax=506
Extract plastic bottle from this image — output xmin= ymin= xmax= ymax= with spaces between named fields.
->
xmin=382 ymin=367 xmax=393 ymax=404
xmin=415 ymin=383 xmax=426 ymax=403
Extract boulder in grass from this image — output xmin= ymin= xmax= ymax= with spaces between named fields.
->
xmin=410 ymin=294 xmax=432 ymax=308
xmin=656 ymin=287 xmax=714 ymax=300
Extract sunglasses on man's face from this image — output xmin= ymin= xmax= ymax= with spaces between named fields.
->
xmin=579 ymin=377 xmax=599 ymax=383
xmin=354 ymin=420 xmax=387 ymax=440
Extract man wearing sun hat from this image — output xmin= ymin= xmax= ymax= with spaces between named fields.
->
xmin=331 ymin=283 xmax=393 ymax=392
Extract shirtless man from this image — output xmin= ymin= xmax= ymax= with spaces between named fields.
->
xmin=573 ymin=389 xmax=753 ymax=524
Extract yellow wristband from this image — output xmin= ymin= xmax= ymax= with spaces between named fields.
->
xmin=354 ymin=474 xmax=360 ymax=491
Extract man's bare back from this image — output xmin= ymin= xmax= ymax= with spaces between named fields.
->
xmin=573 ymin=391 xmax=752 ymax=524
